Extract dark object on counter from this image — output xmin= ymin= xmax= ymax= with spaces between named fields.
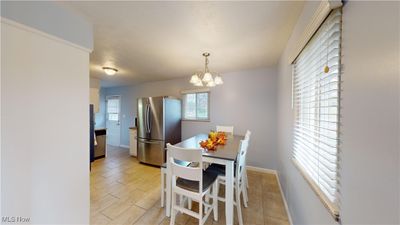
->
xmin=94 ymin=129 xmax=106 ymax=159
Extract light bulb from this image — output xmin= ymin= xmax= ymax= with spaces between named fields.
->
xmin=194 ymin=80 xmax=203 ymax=87
xmin=202 ymin=72 xmax=213 ymax=82
xmin=190 ymin=74 xmax=200 ymax=84
xmin=214 ymin=76 xmax=223 ymax=85
xmin=207 ymin=79 xmax=216 ymax=87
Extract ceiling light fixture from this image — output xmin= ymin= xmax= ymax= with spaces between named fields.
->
xmin=102 ymin=66 xmax=118 ymax=76
xmin=190 ymin=53 xmax=223 ymax=87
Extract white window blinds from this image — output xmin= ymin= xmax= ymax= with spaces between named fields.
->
xmin=292 ymin=9 xmax=341 ymax=219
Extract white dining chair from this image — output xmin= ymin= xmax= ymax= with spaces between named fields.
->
xmin=205 ymin=137 xmax=250 ymax=225
xmin=216 ymin=125 xmax=234 ymax=135
xmin=161 ymin=160 xmax=193 ymax=208
xmin=243 ymin=130 xmax=251 ymax=190
xmin=161 ymin=163 xmax=167 ymax=207
xmin=167 ymin=144 xmax=219 ymax=225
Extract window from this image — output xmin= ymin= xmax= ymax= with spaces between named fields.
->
xmin=182 ymin=91 xmax=209 ymax=121
xmin=107 ymin=97 xmax=120 ymax=121
xmin=292 ymin=9 xmax=341 ymax=220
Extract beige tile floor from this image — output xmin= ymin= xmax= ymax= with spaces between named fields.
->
xmin=90 ymin=146 xmax=290 ymax=225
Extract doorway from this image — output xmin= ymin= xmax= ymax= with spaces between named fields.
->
xmin=106 ymin=95 xmax=121 ymax=146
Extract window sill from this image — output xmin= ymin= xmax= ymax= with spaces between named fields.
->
xmin=292 ymin=158 xmax=340 ymax=222
xmin=182 ymin=119 xmax=210 ymax=122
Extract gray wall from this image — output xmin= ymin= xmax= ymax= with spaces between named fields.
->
xmin=103 ymin=68 xmax=279 ymax=169
xmin=1 ymin=1 xmax=93 ymax=50
xmin=277 ymin=1 xmax=400 ymax=224
xmin=2 ymin=10 xmax=91 ymax=224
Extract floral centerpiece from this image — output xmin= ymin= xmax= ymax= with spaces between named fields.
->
xmin=199 ymin=131 xmax=227 ymax=151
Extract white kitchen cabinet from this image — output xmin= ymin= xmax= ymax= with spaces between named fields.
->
xmin=90 ymin=88 xmax=100 ymax=112
xmin=129 ymin=128 xmax=137 ymax=156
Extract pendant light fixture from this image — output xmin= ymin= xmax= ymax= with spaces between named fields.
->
xmin=190 ymin=53 xmax=223 ymax=87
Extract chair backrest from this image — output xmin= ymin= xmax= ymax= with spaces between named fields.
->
xmin=216 ymin=125 xmax=234 ymax=135
xmin=167 ymin=143 xmax=204 ymax=193
xmin=236 ymin=139 xmax=249 ymax=181
xmin=244 ymin=130 xmax=251 ymax=141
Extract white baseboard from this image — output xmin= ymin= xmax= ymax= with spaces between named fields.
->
xmin=275 ymin=172 xmax=293 ymax=225
xmin=246 ymin=165 xmax=277 ymax=174
xmin=119 ymin=145 xmax=129 ymax=149
xmin=246 ymin=166 xmax=293 ymax=225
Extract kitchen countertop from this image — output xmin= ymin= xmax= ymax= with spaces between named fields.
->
xmin=129 ymin=127 xmax=137 ymax=130
xmin=95 ymin=128 xmax=106 ymax=131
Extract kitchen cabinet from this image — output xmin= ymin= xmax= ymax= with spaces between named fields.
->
xmin=129 ymin=127 xmax=137 ymax=156
xmin=90 ymin=88 xmax=99 ymax=113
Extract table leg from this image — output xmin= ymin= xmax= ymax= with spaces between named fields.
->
xmin=225 ymin=161 xmax=234 ymax=225
xmin=166 ymin=151 xmax=171 ymax=217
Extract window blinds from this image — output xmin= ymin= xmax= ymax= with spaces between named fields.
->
xmin=292 ymin=9 xmax=341 ymax=218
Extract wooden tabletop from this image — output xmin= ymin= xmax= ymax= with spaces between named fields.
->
xmin=173 ymin=133 xmax=244 ymax=161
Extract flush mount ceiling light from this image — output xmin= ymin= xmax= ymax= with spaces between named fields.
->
xmin=190 ymin=53 xmax=223 ymax=87
xmin=102 ymin=66 xmax=118 ymax=76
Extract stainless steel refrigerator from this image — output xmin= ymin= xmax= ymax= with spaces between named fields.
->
xmin=137 ymin=96 xmax=181 ymax=166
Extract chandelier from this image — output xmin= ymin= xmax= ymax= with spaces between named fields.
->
xmin=190 ymin=53 xmax=223 ymax=87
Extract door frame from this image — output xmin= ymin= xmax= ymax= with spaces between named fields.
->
xmin=106 ymin=95 xmax=122 ymax=147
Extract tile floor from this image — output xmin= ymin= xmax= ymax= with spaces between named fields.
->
xmin=90 ymin=146 xmax=289 ymax=225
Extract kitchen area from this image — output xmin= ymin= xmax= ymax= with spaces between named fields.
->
xmin=90 ymin=78 xmax=181 ymax=167
xmin=91 ymin=77 xmax=158 ymax=166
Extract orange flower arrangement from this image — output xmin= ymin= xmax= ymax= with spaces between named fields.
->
xmin=200 ymin=131 xmax=227 ymax=151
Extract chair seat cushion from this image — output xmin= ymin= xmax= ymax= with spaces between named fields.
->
xmin=205 ymin=164 xmax=236 ymax=177
xmin=176 ymin=171 xmax=218 ymax=192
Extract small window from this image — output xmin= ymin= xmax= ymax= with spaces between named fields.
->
xmin=182 ymin=91 xmax=209 ymax=121
xmin=107 ymin=96 xmax=120 ymax=121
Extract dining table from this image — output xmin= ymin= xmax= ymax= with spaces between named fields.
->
xmin=165 ymin=133 xmax=244 ymax=225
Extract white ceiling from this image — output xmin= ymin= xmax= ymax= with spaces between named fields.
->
xmin=61 ymin=1 xmax=304 ymax=87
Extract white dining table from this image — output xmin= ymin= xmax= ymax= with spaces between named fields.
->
xmin=165 ymin=133 xmax=243 ymax=225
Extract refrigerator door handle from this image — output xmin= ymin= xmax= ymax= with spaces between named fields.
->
xmin=145 ymin=104 xmax=150 ymax=133
xmin=148 ymin=104 xmax=152 ymax=133
xmin=138 ymin=139 xmax=162 ymax=144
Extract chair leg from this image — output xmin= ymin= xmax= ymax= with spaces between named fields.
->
xmin=244 ymin=168 xmax=249 ymax=189
xmin=242 ymin=183 xmax=248 ymax=208
xmin=198 ymin=197 xmax=203 ymax=225
xmin=236 ymin=187 xmax=243 ymax=225
xmin=161 ymin=171 xmax=165 ymax=207
xmin=212 ymin=181 xmax=218 ymax=221
xmin=170 ymin=192 xmax=176 ymax=225
xmin=188 ymin=198 xmax=192 ymax=210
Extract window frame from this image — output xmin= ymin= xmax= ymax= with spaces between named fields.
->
xmin=181 ymin=90 xmax=210 ymax=122
xmin=291 ymin=8 xmax=342 ymax=221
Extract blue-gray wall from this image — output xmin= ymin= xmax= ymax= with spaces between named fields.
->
xmin=95 ymin=88 xmax=107 ymax=129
